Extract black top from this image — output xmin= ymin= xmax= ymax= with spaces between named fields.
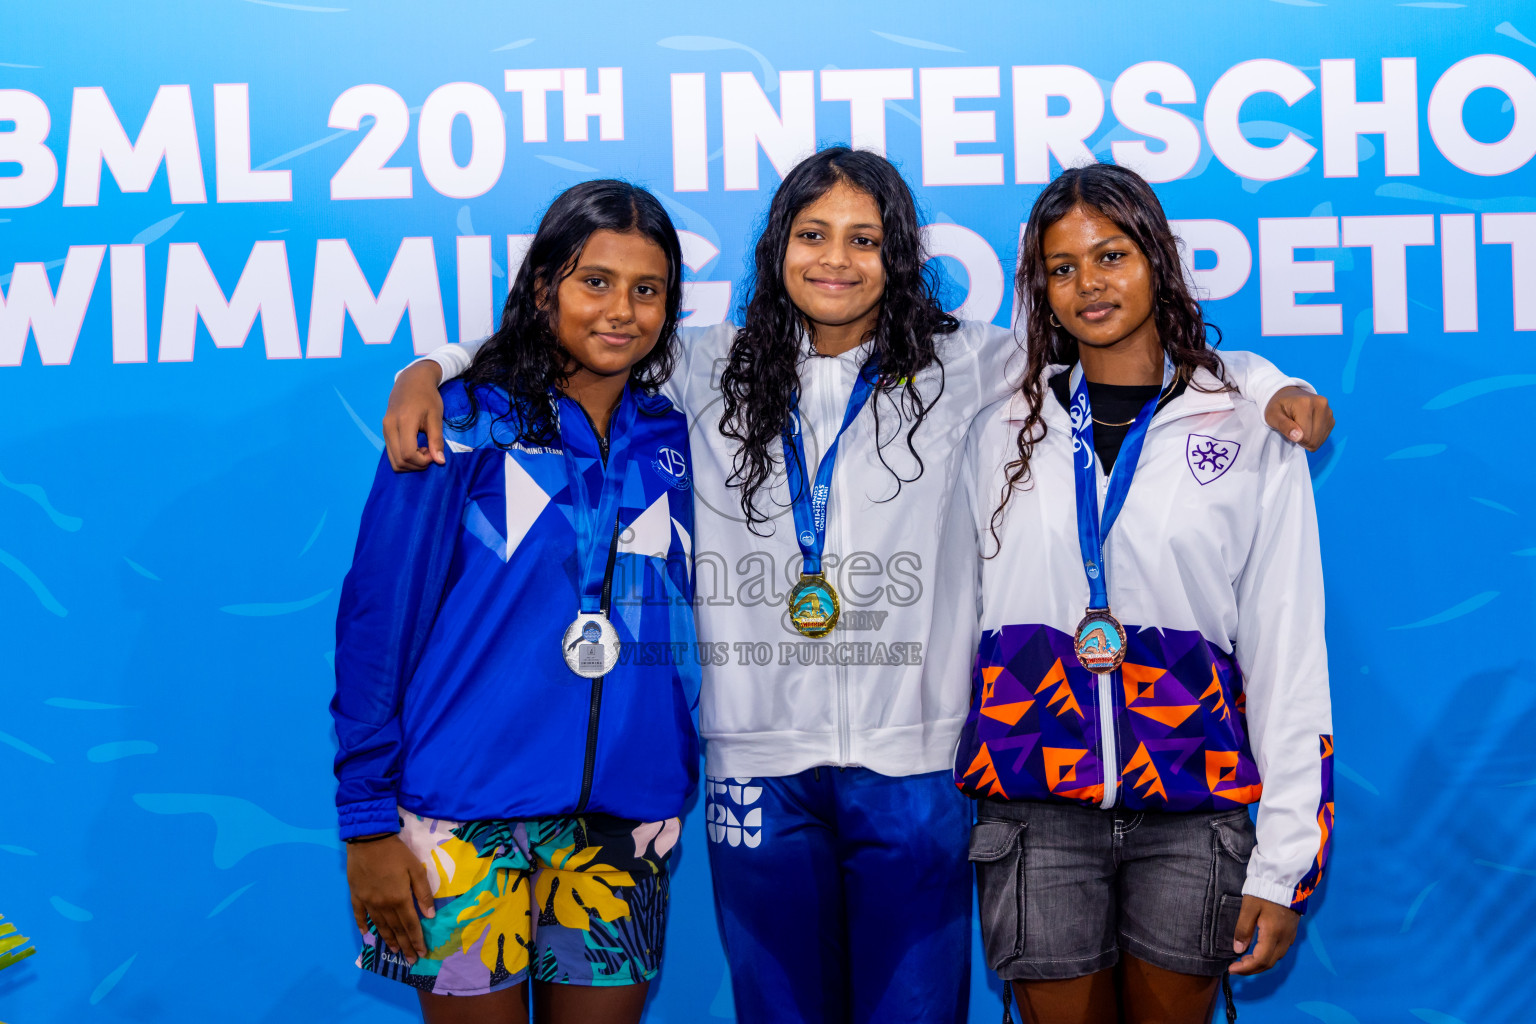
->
xmin=1048 ymin=370 xmax=1190 ymax=472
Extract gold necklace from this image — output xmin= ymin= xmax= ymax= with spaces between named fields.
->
xmin=1089 ymin=371 xmax=1180 ymax=427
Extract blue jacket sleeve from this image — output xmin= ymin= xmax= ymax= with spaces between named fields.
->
xmin=331 ymin=445 xmax=471 ymax=839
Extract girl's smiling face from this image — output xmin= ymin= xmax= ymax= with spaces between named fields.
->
xmin=1042 ymin=204 xmax=1158 ymax=353
xmin=551 ymin=229 xmax=671 ymax=382
xmin=782 ymin=181 xmax=887 ymax=342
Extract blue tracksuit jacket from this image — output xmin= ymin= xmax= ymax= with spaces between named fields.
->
xmin=331 ymin=380 xmax=700 ymax=839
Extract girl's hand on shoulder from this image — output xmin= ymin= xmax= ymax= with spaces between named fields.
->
xmin=1229 ymin=894 xmax=1300 ymax=975
xmin=346 ymin=835 xmax=435 ymax=963
xmin=384 ymin=361 xmax=447 ymax=472
xmin=1264 ymin=386 xmax=1334 ymax=452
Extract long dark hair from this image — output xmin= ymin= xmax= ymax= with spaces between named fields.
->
xmin=991 ymin=162 xmax=1230 ymax=540
xmin=717 ymin=147 xmax=959 ymax=530
xmin=455 ymin=179 xmax=684 ymax=447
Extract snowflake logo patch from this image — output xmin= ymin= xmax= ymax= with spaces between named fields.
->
xmin=1186 ymin=433 xmax=1241 ymax=485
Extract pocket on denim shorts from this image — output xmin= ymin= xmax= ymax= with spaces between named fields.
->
xmin=1201 ymin=811 xmax=1257 ymax=959
xmin=969 ymin=818 xmax=1025 ymax=970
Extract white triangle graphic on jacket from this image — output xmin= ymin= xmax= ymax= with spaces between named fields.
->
xmin=670 ymin=516 xmax=693 ymax=577
xmin=503 ymin=453 xmax=549 ymax=562
xmin=618 ymin=491 xmax=671 ymax=560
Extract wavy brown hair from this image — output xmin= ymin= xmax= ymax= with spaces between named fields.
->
xmin=991 ymin=162 xmax=1231 ymax=542
xmin=717 ymin=147 xmax=959 ymax=531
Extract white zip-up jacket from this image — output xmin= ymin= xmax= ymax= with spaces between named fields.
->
xmin=424 ymin=325 xmax=1306 ymax=782
xmin=952 ymin=364 xmax=1333 ymax=911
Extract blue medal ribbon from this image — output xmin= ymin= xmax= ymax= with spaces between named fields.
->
xmin=1069 ymin=359 xmax=1174 ymax=610
xmin=558 ymin=387 xmax=638 ymax=614
xmin=782 ymin=357 xmax=882 ymax=577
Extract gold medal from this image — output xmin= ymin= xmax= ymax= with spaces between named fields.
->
xmin=788 ymin=575 xmax=840 ymax=638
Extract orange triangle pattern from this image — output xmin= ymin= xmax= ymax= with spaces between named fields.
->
xmin=1215 ymin=783 xmax=1264 ymax=804
xmin=961 ymin=742 xmax=1009 ymax=799
xmin=1316 ymin=801 xmax=1334 ymax=868
xmin=981 ymin=665 xmax=1005 ymax=702
xmin=981 ymin=700 xmax=1035 ymax=726
xmin=1121 ymin=662 xmax=1166 ymax=706
xmin=1120 ymin=742 xmax=1168 ymax=801
xmin=1035 ymin=658 xmax=1083 ymax=719
xmin=1205 ymin=751 xmax=1241 ymax=794
xmin=1043 ymin=746 xmax=1087 ymax=792
xmin=1292 ymin=739 xmax=1336 ymax=907
xmin=962 ymin=744 xmax=992 ymax=780
xmin=1200 ymin=665 xmax=1231 ymax=722
xmin=1131 ymin=704 xmax=1201 ymax=729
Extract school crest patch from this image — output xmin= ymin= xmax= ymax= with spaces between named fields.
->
xmin=650 ymin=445 xmax=691 ymax=490
xmin=1186 ymin=434 xmax=1240 ymax=485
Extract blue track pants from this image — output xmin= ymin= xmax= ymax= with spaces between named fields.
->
xmin=705 ymin=767 xmax=972 ymax=1024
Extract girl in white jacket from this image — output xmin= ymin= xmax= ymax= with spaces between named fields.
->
xmin=384 ymin=151 xmax=1334 ymax=1024
xmin=955 ymin=163 xmax=1332 ymax=1023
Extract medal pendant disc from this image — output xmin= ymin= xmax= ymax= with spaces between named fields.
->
xmin=563 ymin=613 xmax=620 ymax=678
xmin=1073 ymin=609 xmax=1126 ymax=675
xmin=788 ymin=575 xmax=840 ymax=638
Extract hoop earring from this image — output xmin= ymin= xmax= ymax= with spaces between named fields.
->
xmin=1049 ymin=313 xmax=1062 ymax=328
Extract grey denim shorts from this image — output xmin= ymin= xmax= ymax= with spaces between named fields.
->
xmin=970 ymin=798 xmax=1257 ymax=981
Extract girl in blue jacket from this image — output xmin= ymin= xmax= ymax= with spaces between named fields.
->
xmin=332 ymin=179 xmax=699 ymax=1024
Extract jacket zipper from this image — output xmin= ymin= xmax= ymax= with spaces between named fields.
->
xmin=575 ymin=416 xmax=619 ymax=813
xmin=822 ymin=359 xmax=852 ymax=766
xmin=1094 ymin=465 xmax=1119 ymax=808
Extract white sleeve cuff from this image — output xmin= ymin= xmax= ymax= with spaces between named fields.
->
xmin=393 ymin=341 xmax=478 ymax=384
xmin=1281 ymin=375 xmax=1315 ymax=396
xmin=1242 ymin=875 xmax=1300 ymax=910
xmin=1220 ymin=349 xmax=1315 ymax=411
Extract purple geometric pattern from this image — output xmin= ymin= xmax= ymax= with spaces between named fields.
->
xmin=954 ymin=622 xmax=1263 ymax=812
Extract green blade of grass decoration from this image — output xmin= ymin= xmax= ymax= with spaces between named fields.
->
xmin=0 ymin=915 xmax=38 ymax=970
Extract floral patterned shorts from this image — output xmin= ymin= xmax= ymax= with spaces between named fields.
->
xmin=357 ymin=809 xmax=679 ymax=995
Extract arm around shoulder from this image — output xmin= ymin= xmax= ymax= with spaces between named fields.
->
xmin=384 ymin=362 xmax=458 ymax=473
xmin=1220 ymin=349 xmax=1334 ymax=451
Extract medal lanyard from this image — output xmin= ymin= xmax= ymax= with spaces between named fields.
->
xmin=781 ymin=357 xmax=882 ymax=576
xmin=1069 ymin=358 xmax=1174 ymax=610
xmin=558 ymin=388 xmax=638 ymax=614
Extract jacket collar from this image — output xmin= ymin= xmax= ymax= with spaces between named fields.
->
xmin=1153 ymin=366 xmax=1235 ymax=425
xmin=1009 ymin=364 xmax=1235 ymax=428
xmin=797 ymin=326 xmax=877 ymax=366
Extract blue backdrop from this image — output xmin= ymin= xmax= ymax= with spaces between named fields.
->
xmin=2 ymin=2 xmax=1534 ymax=1022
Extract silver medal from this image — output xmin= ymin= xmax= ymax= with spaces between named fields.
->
xmin=562 ymin=612 xmax=620 ymax=678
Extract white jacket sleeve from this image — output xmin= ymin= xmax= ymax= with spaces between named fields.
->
xmin=956 ymin=410 xmax=989 ymax=639
xmin=1220 ymin=349 xmax=1315 ymax=413
xmin=969 ymin=330 xmax=1310 ymax=414
xmin=397 ymin=335 xmax=488 ymax=383
xmin=1233 ymin=430 xmax=1334 ymax=912
xmin=396 ymin=323 xmax=719 ymax=411
xmin=970 ymin=322 xmax=1029 ymax=405
xmin=661 ymin=324 xmax=714 ymax=408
